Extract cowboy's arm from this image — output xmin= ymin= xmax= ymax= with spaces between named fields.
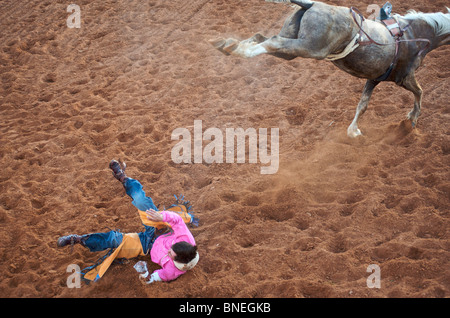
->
xmin=141 ymin=267 xmax=182 ymax=283
xmin=140 ymin=271 xmax=162 ymax=284
xmin=161 ymin=210 xmax=185 ymax=231
xmin=146 ymin=209 xmax=185 ymax=231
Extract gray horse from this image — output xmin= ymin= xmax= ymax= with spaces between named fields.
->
xmin=211 ymin=0 xmax=450 ymax=137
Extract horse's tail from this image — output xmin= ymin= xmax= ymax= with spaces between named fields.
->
xmin=265 ymin=0 xmax=314 ymax=10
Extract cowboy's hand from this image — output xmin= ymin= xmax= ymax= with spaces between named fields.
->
xmin=146 ymin=209 xmax=163 ymax=222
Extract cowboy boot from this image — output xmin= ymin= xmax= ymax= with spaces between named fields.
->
xmin=57 ymin=234 xmax=84 ymax=248
xmin=109 ymin=159 xmax=127 ymax=183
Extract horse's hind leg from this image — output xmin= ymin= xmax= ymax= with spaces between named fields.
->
xmin=270 ymin=9 xmax=307 ymax=60
xmin=211 ymin=8 xmax=318 ymax=60
xmin=210 ymin=34 xmax=268 ymax=57
xmin=212 ymin=31 xmax=332 ymax=60
xmin=401 ymin=72 xmax=422 ymax=127
xmin=347 ymin=80 xmax=380 ymax=138
xmin=278 ymin=8 xmax=306 ymax=38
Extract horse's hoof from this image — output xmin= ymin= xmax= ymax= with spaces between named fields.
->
xmin=250 ymin=33 xmax=267 ymax=44
xmin=347 ymin=128 xmax=362 ymax=138
xmin=209 ymin=38 xmax=239 ymax=55
xmin=209 ymin=38 xmax=226 ymax=48
xmin=399 ymin=119 xmax=414 ymax=133
xmin=222 ymin=39 xmax=240 ymax=54
xmin=209 ymin=38 xmax=229 ymax=55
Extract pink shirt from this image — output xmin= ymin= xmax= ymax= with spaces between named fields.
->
xmin=150 ymin=211 xmax=196 ymax=281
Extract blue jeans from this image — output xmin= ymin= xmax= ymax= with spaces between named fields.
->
xmin=82 ymin=178 xmax=157 ymax=255
xmin=83 ymin=230 xmax=123 ymax=252
xmin=124 ymin=178 xmax=159 ymax=213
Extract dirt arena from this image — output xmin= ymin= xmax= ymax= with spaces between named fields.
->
xmin=0 ymin=0 xmax=448 ymax=298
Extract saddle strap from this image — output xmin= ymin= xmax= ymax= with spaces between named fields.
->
xmin=382 ymin=18 xmax=403 ymax=37
xmin=374 ymin=38 xmax=400 ymax=81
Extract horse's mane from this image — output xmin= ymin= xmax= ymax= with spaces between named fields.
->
xmin=400 ymin=8 xmax=450 ymax=37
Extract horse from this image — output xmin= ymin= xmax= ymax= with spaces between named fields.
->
xmin=211 ymin=0 xmax=450 ymax=138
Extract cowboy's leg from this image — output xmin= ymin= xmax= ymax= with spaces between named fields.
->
xmin=82 ymin=230 xmax=123 ymax=252
xmin=57 ymin=230 xmax=123 ymax=251
xmin=137 ymin=226 xmax=156 ymax=255
xmin=123 ymin=178 xmax=158 ymax=212
xmin=109 ymin=160 xmax=158 ymax=212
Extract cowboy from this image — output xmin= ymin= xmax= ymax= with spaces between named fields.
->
xmin=57 ymin=160 xmax=199 ymax=283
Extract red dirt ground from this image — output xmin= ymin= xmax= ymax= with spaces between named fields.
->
xmin=0 ymin=0 xmax=448 ymax=298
